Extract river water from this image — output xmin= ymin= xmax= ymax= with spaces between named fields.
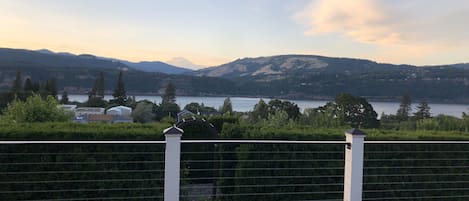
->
xmin=68 ymin=95 xmax=468 ymax=118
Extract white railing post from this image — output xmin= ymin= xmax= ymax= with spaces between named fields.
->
xmin=164 ymin=126 xmax=183 ymax=201
xmin=343 ymin=128 xmax=366 ymax=201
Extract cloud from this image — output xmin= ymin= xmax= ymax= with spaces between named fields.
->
xmin=296 ymin=0 xmax=469 ymax=64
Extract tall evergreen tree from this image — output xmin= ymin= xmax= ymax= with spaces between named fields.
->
xmin=396 ymin=93 xmax=412 ymax=120
xmin=97 ymin=72 xmax=105 ymax=98
xmin=45 ymin=78 xmax=58 ymax=99
xmin=60 ymin=90 xmax=69 ymax=104
xmin=112 ymin=70 xmax=127 ymax=105
xmin=161 ymin=82 xmax=176 ymax=104
xmin=11 ymin=71 xmax=23 ymax=94
xmin=220 ymin=97 xmax=233 ymax=114
xmin=250 ymin=99 xmax=268 ymax=122
xmin=23 ymin=78 xmax=34 ymax=93
xmin=414 ymin=101 xmax=431 ymax=120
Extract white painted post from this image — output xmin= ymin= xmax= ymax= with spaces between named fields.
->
xmin=343 ymin=128 xmax=366 ymax=201
xmin=164 ymin=126 xmax=183 ymax=201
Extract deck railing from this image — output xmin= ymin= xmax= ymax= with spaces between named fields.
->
xmin=1 ymin=127 xmax=469 ymax=201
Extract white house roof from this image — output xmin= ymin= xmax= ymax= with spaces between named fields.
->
xmin=107 ymin=106 xmax=132 ymax=111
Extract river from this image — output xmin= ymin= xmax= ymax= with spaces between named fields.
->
xmin=68 ymin=95 xmax=468 ymax=118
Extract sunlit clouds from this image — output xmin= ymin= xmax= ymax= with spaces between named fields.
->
xmin=1 ymin=0 xmax=469 ymax=67
xmin=298 ymin=0 xmax=469 ymax=64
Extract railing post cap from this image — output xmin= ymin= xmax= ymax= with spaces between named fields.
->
xmin=345 ymin=128 xmax=366 ymax=136
xmin=163 ymin=125 xmax=184 ymax=136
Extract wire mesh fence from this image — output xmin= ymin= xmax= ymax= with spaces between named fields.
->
xmin=0 ymin=143 xmax=165 ymax=201
xmin=179 ymin=142 xmax=345 ymax=201
xmin=363 ymin=143 xmax=469 ymax=201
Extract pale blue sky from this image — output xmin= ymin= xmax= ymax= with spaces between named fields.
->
xmin=1 ymin=0 xmax=468 ymax=67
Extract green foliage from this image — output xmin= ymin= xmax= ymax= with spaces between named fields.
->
xmin=208 ymin=115 xmax=239 ymax=133
xmin=414 ymin=101 xmax=431 ymax=120
xmin=2 ymin=95 xmax=72 ymax=123
xmin=267 ymin=99 xmax=300 ymax=120
xmin=335 ymin=93 xmax=379 ymax=128
xmin=11 ymin=70 xmax=23 ymax=94
xmin=184 ymin=102 xmax=217 ymax=115
xmin=44 ymin=78 xmax=58 ymax=99
xmin=161 ymin=81 xmax=176 ymax=104
xmin=300 ymin=107 xmax=344 ymax=128
xmin=111 ymin=70 xmax=127 ymax=105
xmin=60 ymin=90 xmax=69 ymax=104
xmin=249 ymin=98 xmax=268 ymax=123
xmin=85 ymin=96 xmax=108 ymax=108
xmin=131 ymin=101 xmax=155 ymax=123
xmin=23 ymin=78 xmax=33 ymax=93
xmin=220 ymin=97 xmax=233 ymax=114
xmin=396 ymin=93 xmax=412 ymax=121
xmin=156 ymin=102 xmax=180 ymax=120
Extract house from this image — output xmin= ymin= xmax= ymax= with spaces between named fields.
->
xmin=88 ymin=114 xmax=114 ymax=123
xmin=58 ymin=104 xmax=77 ymax=112
xmin=75 ymin=107 xmax=105 ymax=117
xmin=177 ymin=109 xmax=196 ymax=123
xmin=107 ymin=106 xmax=132 ymax=117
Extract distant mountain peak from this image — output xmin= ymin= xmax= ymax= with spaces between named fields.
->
xmin=166 ymin=57 xmax=205 ymax=70
xmin=35 ymin=49 xmax=55 ymax=54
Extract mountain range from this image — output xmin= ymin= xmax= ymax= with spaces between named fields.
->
xmin=1 ymin=47 xmax=469 ymax=103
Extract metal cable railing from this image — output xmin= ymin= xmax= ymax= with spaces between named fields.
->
xmin=179 ymin=141 xmax=346 ymax=201
xmin=0 ymin=142 xmax=165 ymax=201
xmin=363 ymin=143 xmax=469 ymax=201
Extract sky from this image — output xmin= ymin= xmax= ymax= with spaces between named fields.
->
xmin=1 ymin=0 xmax=469 ymax=68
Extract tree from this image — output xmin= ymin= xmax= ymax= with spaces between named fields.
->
xmin=156 ymin=102 xmax=180 ymax=120
xmin=220 ymin=97 xmax=233 ymax=114
xmin=396 ymin=93 xmax=412 ymax=121
xmin=250 ymin=99 xmax=268 ymax=122
xmin=161 ymin=82 xmax=176 ymax=104
xmin=44 ymin=78 xmax=58 ymax=99
xmin=334 ymin=93 xmax=379 ymax=128
xmin=414 ymin=101 xmax=431 ymax=120
xmin=111 ymin=70 xmax=127 ymax=105
xmin=2 ymin=95 xmax=72 ymax=123
xmin=60 ymin=90 xmax=69 ymax=104
xmin=132 ymin=101 xmax=156 ymax=123
xmin=11 ymin=71 xmax=23 ymax=94
xmin=267 ymin=99 xmax=300 ymax=120
xmin=23 ymin=78 xmax=34 ymax=93
xmin=184 ymin=102 xmax=217 ymax=115
xmin=97 ymin=72 xmax=105 ymax=98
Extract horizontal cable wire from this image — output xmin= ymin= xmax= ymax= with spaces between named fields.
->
xmin=0 ymin=178 xmax=163 ymax=185
xmin=182 ymin=159 xmax=343 ymax=163
xmin=365 ymin=141 xmax=469 ymax=144
xmin=180 ymin=175 xmax=344 ymax=181
xmin=364 ymin=187 xmax=469 ymax=193
xmin=366 ymin=150 xmax=469 ymax=153
xmin=181 ymin=140 xmax=346 ymax=144
xmin=182 ymin=167 xmax=344 ymax=172
xmin=363 ymin=194 xmax=469 ymax=200
xmin=365 ymin=158 xmax=469 ymax=161
xmin=0 ymin=151 xmax=164 ymax=156
xmin=181 ymin=183 xmax=344 ymax=189
xmin=181 ymin=190 xmax=343 ymax=198
xmin=365 ymin=173 xmax=469 ymax=177
xmin=0 ymin=141 xmax=166 ymax=144
xmin=364 ymin=165 xmax=469 ymax=169
xmin=0 ymin=169 xmax=164 ymax=175
xmin=181 ymin=151 xmax=343 ymax=154
xmin=365 ymin=180 xmax=469 ymax=185
xmin=0 ymin=186 xmax=163 ymax=194
xmin=1 ymin=160 xmax=164 ymax=165
xmin=27 ymin=195 xmax=163 ymax=201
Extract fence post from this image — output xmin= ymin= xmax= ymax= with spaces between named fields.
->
xmin=343 ymin=128 xmax=366 ymax=201
xmin=164 ymin=126 xmax=184 ymax=201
